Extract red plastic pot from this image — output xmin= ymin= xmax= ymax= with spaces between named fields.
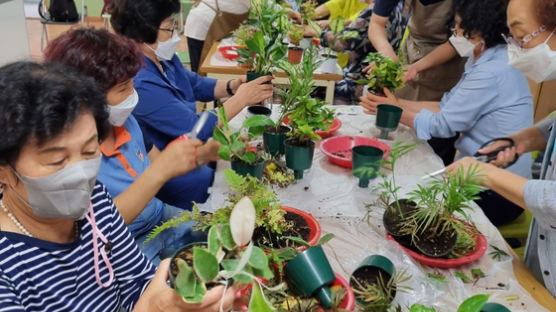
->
xmin=281 ymin=206 xmax=321 ymax=247
xmin=288 ymin=47 xmax=304 ymax=64
xmin=386 ymin=224 xmax=488 ymax=269
xmin=283 ymin=117 xmax=342 ymax=139
xmin=320 ymin=136 xmax=391 ymax=168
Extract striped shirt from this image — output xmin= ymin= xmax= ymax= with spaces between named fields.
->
xmin=0 ymin=183 xmax=155 ymax=312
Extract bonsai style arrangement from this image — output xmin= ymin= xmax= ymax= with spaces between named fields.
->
xmin=357 ymin=52 xmax=406 ymax=96
xmin=349 ymin=255 xmax=411 ymax=312
xmin=212 ymin=107 xmax=274 ymax=179
xmin=169 ymin=197 xmax=276 ymax=310
xmin=394 ymin=164 xmax=486 ymax=261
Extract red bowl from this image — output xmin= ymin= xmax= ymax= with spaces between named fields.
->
xmin=281 ymin=206 xmax=321 ymax=247
xmin=386 ymin=226 xmax=488 ymax=269
xmin=320 ymin=136 xmax=391 ymax=168
xmin=283 ymin=117 xmax=342 ymax=140
xmin=218 ymin=45 xmax=244 ymax=60
xmin=320 ymin=273 xmax=355 ymax=311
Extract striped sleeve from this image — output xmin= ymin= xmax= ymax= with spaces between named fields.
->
xmin=0 ymin=271 xmax=25 ymax=312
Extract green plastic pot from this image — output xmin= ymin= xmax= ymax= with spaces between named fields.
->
xmin=376 ymin=104 xmax=403 ymax=139
xmin=284 ymin=139 xmax=315 ymax=179
xmin=231 ymin=160 xmax=264 ymax=179
xmin=246 ymin=71 xmax=271 ymax=83
xmin=263 ymin=126 xmax=290 ymax=157
xmin=350 ymin=255 xmax=396 ymax=306
xmin=352 ymin=145 xmax=384 ymax=187
xmin=481 ymin=303 xmax=511 ymax=312
xmin=284 ymin=246 xmax=336 ymax=309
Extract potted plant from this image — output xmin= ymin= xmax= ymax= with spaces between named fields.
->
xmin=397 ymin=164 xmax=486 ymax=260
xmin=169 ymin=197 xmax=276 ymax=309
xmin=349 ymin=255 xmax=411 ymax=311
xmin=263 ymin=160 xmax=296 ymax=188
xmin=357 ymin=52 xmax=406 ymax=96
xmin=410 ymin=294 xmax=511 ymax=312
xmin=319 ymin=16 xmax=358 ymax=73
xmin=287 ymin=24 xmax=304 ymax=64
xmin=212 ymin=106 xmax=274 ymax=179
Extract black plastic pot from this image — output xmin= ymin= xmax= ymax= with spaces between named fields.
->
xmin=412 ymin=225 xmax=458 ymax=258
xmin=284 ymin=139 xmax=315 ymax=179
xmin=351 ymin=145 xmax=384 ymax=188
xmin=382 ymin=199 xmax=418 ymax=238
xmin=247 ymin=105 xmax=271 ymax=117
xmin=284 ymin=246 xmax=336 ymax=309
xmin=350 ymin=255 xmax=396 ymax=307
xmin=376 ymin=104 xmax=403 ymax=140
xmin=263 ymin=125 xmax=290 ymax=157
xmin=246 ymin=71 xmax=272 ymax=84
xmin=231 ymin=159 xmax=265 ymax=179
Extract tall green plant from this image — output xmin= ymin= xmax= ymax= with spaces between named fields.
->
xmin=325 ymin=16 xmax=358 ymax=57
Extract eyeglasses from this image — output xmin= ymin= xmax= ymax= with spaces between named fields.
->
xmin=502 ymin=25 xmax=547 ymax=48
xmin=160 ymin=20 xmax=178 ymax=35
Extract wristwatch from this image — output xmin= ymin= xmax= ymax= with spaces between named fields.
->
xmin=226 ymin=79 xmax=235 ymax=96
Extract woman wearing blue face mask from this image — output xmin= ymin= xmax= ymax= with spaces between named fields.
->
xmin=109 ymin=0 xmax=274 ymax=208
xmin=447 ymin=0 xmax=556 ymax=298
xmin=360 ymin=0 xmax=534 ymax=226
xmin=0 ymin=62 xmax=238 ymax=311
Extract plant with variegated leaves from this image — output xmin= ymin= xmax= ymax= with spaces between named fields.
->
xmin=171 ymin=197 xmax=281 ymax=310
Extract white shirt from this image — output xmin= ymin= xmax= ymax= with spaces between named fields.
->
xmin=184 ymin=0 xmax=250 ymax=40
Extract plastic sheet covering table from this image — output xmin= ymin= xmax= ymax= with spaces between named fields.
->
xmin=199 ymin=105 xmax=552 ymax=311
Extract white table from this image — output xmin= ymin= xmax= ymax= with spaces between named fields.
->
xmin=201 ymin=105 xmax=551 ymax=311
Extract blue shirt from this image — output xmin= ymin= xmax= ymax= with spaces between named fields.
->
xmin=413 ymin=45 xmax=533 ymax=177
xmin=133 ymin=55 xmax=218 ymax=147
xmin=98 ymin=116 xmax=164 ymax=237
xmin=0 ymin=183 xmax=156 ymax=312
xmin=133 ymin=55 xmax=217 ymax=207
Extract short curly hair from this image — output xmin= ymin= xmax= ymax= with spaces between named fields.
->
xmin=455 ymin=0 xmax=509 ymax=48
xmin=536 ymin=0 xmax=556 ymax=29
xmin=0 ymin=62 xmax=110 ymax=166
xmin=110 ymin=0 xmax=180 ymax=44
xmin=44 ymin=28 xmax=144 ymax=92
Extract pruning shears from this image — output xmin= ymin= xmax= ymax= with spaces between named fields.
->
xmin=421 ymin=137 xmax=518 ymax=180
xmin=167 ymin=111 xmax=211 ymax=147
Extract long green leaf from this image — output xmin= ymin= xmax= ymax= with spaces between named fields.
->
xmin=457 ymin=294 xmax=490 ymax=312
xmin=193 ymin=247 xmax=219 ymax=283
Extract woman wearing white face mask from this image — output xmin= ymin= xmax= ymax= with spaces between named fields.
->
xmin=447 ymin=0 xmax=556 ymax=297
xmin=44 ymin=28 xmax=222 ymax=264
xmin=0 ymin=62 xmax=239 ymax=311
xmin=361 ymin=0 xmax=534 ymax=226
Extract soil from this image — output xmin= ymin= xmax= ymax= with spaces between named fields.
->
xmin=252 ymin=211 xmax=311 ymax=248
xmin=382 ymin=199 xmax=418 ymax=237
xmin=265 ymin=125 xmax=290 ymax=134
xmin=349 ymin=267 xmax=395 ymax=304
xmin=285 ymin=138 xmax=313 ymax=148
xmin=413 ymin=226 xmax=458 ymax=258
xmin=331 ymin=150 xmax=351 ymax=158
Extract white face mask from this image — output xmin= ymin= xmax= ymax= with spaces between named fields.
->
xmin=507 ymin=31 xmax=556 ymax=83
xmin=147 ymin=32 xmax=181 ymax=61
xmin=449 ymin=34 xmax=478 ymax=58
xmin=107 ymin=89 xmax=138 ymax=126
xmin=9 ymin=157 xmax=101 ymax=220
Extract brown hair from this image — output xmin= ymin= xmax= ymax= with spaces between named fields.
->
xmin=537 ymin=0 xmax=556 ymax=29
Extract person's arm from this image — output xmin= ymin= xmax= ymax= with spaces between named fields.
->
xmin=368 ymin=13 xmax=398 ymax=60
xmin=147 ymin=145 xmax=161 ymax=161
xmin=359 ymin=88 xmax=440 ymax=120
xmin=404 ymin=42 xmax=458 ymax=82
xmin=113 ymin=138 xmax=203 ymax=224
xmin=214 ymin=76 xmax=275 ymax=122
xmin=314 ymin=2 xmax=331 ymax=19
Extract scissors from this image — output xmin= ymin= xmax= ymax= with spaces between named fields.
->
xmin=167 ymin=111 xmax=211 ymax=146
xmin=421 ymin=137 xmax=519 ymax=179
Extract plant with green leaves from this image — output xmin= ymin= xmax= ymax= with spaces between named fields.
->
xmin=351 ymin=269 xmax=411 ymax=312
xmin=489 ymin=244 xmax=510 ymax=261
xmin=403 ymin=164 xmax=485 ymax=257
xmin=171 ymin=197 xmax=278 ymax=310
xmin=294 ymin=0 xmax=321 ymax=35
xmin=357 ymin=52 xmax=406 ymax=95
xmin=288 ymin=23 xmax=304 ymax=46
xmin=324 ymin=16 xmax=359 ymax=57
xmin=233 ymin=22 xmax=259 ymax=46
xmin=212 ymin=106 xmax=274 ymax=165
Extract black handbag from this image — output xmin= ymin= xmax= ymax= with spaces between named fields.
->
xmin=39 ymin=0 xmax=79 ymax=22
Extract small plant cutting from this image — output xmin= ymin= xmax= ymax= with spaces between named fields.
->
xmin=357 ymin=52 xmax=406 ymax=96
xmin=287 ymin=24 xmax=305 ymax=64
xmin=212 ymin=106 xmax=274 ymax=179
xmin=169 ymin=197 xmax=278 ymax=310
xmin=349 ymin=255 xmax=411 ymax=312
xmin=399 ymin=164 xmax=486 ymax=259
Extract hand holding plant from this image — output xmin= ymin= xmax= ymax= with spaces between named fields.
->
xmin=360 ymin=88 xmax=401 ymax=116
xmin=357 ymin=52 xmax=406 ymax=96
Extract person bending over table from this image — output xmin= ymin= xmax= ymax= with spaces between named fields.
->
xmin=0 ymin=61 xmax=237 ymax=311
xmin=44 ymin=28 xmax=219 ymax=264
xmin=361 ymin=0 xmax=534 ymax=227
xmin=109 ymin=0 xmax=273 ymax=208
xmin=446 ymin=0 xmax=556 ymax=297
